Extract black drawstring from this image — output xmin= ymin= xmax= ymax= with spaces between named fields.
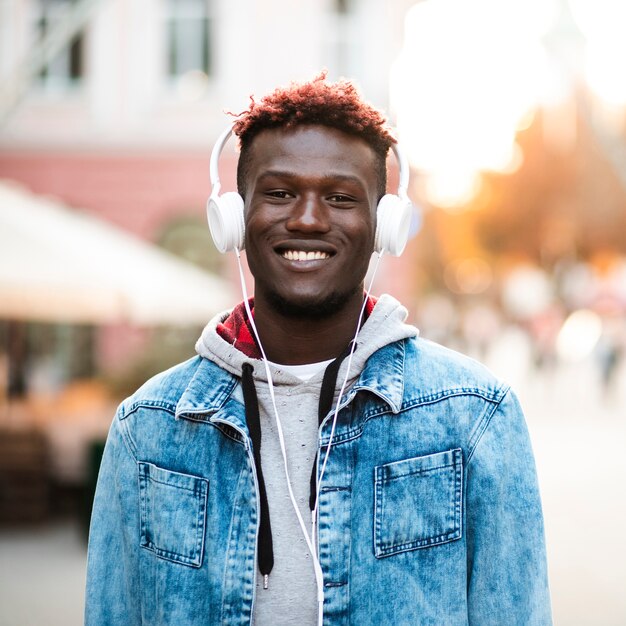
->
xmin=241 ymin=344 xmax=355 ymax=587
xmin=308 ymin=342 xmax=354 ymax=511
xmin=241 ymin=363 xmax=274 ymax=586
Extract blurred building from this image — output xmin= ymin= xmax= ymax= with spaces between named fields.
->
xmin=0 ymin=0 xmax=420 ymax=375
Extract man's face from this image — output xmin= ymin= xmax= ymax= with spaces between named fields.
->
xmin=243 ymin=125 xmax=379 ymax=317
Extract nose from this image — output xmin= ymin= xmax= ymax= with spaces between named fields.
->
xmin=285 ymin=193 xmax=330 ymax=233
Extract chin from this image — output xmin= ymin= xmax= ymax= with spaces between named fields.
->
xmin=265 ymin=286 xmax=361 ymax=321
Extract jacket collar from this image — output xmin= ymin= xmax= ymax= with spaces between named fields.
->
xmin=350 ymin=339 xmax=405 ymax=414
xmin=175 ymin=358 xmax=241 ymax=424
xmin=176 ymin=339 xmax=407 ymax=426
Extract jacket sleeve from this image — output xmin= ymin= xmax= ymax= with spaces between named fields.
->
xmin=466 ymin=388 xmax=552 ymax=625
xmin=85 ymin=405 xmax=142 ymax=626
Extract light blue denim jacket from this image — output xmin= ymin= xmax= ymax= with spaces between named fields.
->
xmin=86 ymin=336 xmax=552 ymax=625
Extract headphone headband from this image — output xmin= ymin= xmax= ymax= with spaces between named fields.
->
xmin=209 ymin=125 xmax=410 ymax=199
xmin=209 ymin=126 xmax=234 ymax=197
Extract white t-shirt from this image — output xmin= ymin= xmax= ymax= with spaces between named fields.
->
xmin=268 ymin=359 xmax=334 ymax=382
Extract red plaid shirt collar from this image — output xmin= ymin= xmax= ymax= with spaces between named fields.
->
xmin=217 ymin=296 xmax=378 ymax=359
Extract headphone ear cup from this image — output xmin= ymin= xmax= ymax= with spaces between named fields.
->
xmin=207 ymin=191 xmax=245 ymax=253
xmin=375 ymin=194 xmax=413 ymax=257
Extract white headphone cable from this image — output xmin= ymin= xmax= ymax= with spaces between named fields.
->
xmin=311 ymin=250 xmax=384 ymax=548
xmin=234 ymin=249 xmax=326 ymax=623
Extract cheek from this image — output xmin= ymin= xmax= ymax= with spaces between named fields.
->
xmin=245 ymin=203 xmax=283 ymax=234
xmin=244 ymin=209 xmax=270 ymax=247
xmin=344 ymin=224 xmax=376 ymax=276
xmin=348 ymin=216 xmax=376 ymax=251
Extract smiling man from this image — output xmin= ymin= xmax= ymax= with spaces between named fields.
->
xmin=86 ymin=75 xmax=552 ymax=625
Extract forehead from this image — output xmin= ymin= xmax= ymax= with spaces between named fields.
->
xmin=244 ymin=125 xmax=379 ymax=188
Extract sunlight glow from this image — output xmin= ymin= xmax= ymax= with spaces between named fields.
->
xmin=569 ymin=0 xmax=626 ymax=104
xmin=585 ymin=41 xmax=626 ymax=105
xmin=391 ymin=0 xmax=559 ymax=207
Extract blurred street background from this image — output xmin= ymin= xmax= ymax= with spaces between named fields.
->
xmin=0 ymin=0 xmax=625 ymax=624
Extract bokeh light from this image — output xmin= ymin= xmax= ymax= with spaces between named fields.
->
xmin=556 ymin=308 xmax=603 ymax=362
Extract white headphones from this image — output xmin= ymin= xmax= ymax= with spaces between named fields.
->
xmin=207 ymin=125 xmax=417 ymax=256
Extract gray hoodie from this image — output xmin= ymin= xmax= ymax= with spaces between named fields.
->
xmin=195 ymin=294 xmax=418 ymax=626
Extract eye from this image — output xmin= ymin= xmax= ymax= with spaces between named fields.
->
xmin=327 ymin=193 xmax=356 ymax=205
xmin=265 ymin=190 xmax=292 ymax=200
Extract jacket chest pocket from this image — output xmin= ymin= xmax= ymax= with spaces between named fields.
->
xmin=138 ymin=462 xmax=209 ymax=567
xmin=374 ymin=448 xmax=463 ymax=558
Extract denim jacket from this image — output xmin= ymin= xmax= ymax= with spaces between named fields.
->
xmin=85 ymin=336 xmax=552 ymax=625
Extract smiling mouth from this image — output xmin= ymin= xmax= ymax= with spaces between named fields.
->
xmin=280 ymin=250 xmax=332 ymax=261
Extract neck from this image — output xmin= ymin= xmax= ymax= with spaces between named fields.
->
xmin=252 ymin=292 xmax=365 ymax=365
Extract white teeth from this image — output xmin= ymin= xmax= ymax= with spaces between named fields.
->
xmin=282 ymin=250 xmax=330 ymax=261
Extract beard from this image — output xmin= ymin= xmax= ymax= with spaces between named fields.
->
xmin=264 ymin=284 xmax=362 ymax=321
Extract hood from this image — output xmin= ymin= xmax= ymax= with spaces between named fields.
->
xmin=195 ymin=294 xmax=419 ymax=386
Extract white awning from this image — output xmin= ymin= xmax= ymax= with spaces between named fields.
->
xmin=0 ymin=180 xmax=235 ymax=325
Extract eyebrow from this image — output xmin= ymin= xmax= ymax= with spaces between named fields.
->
xmin=257 ymin=170 xmax=367 ymax=188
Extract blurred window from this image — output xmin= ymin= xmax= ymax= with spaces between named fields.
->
xmin=166 ymin=0 xmax=212 ymax=77
xmin=36 ymin=0 xmax=85 ymax=91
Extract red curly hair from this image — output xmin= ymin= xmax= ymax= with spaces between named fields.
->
xmin=231 ymin=73 xmax=396 ymax=199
